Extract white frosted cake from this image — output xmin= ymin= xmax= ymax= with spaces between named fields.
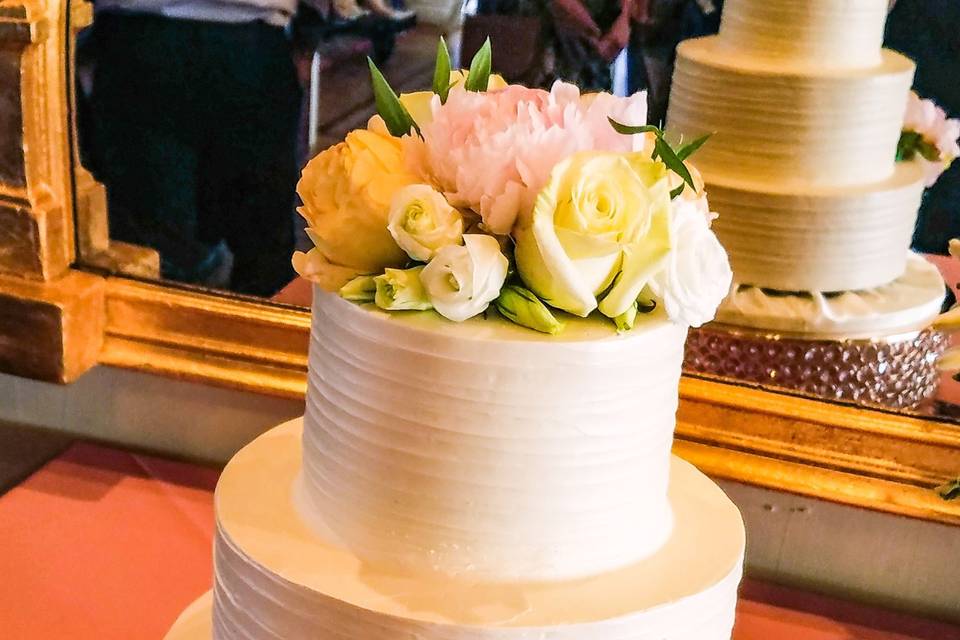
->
xmin=167 ymin=38 xmax=746 ymax=639
xmin=166 ymin=291 xmax=744 ymax=640
xmin=667 ymin=0 xmax=946 ymax=336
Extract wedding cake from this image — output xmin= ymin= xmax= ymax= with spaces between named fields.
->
xmin=667 ymin=0 xmax=949 ymax=338
xmin=165 ymin=42 xmax=745 ymax=639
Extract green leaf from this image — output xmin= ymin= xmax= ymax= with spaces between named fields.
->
xmin=608 ymin=118 xmax=662 ymax=137
xmin=937 ymin=477 xmax=960 ymax=501
xmin=917 ymin=138 xmax=942 ymax=162
xmin=897 ymin=130 xmax=941 ymax=163
xmin=465 ymin=38 xmax=492 ymax=92
xmin=367 ymin=57 xmax=419 ymax=137
xmin=655 ymin=136 xmax=696 ymax=191
xmin=676 ymin=133 xmax=711 ymax=161
xmin=896 ymin=130 xmax=920 ymax=161
xmin=433 ymin=37 xmax=453 ymax=103
xmin=670 ymin=184 xmax=686 ymax=199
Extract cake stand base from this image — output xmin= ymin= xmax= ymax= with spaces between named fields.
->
xmin=685 ymin=325 xmax=946 ymax=410
xmin=165 ymin=592 xmax=212 ymax=640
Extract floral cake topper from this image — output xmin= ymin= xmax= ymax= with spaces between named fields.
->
xmin=294 ymin=39 xmax=732 ymax=334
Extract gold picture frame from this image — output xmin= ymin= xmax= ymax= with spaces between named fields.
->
xmin=0 ymin=0 xmax=957 ymax=527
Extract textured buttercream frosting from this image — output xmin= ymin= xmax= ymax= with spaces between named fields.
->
xmin=717 ymin=0 xmax=888 ymax=69
xmin=301 ymin=289 xmax=687 ymax=581
xmin=707 ymin=162 xmax=925 ymax=293
xmin=206 ymin=420 xmax=745 ymax=640
xmin=665 ymin=3 xmax=945 ymax=311
xmin=668 ymin=40 xmax=915 ymax=189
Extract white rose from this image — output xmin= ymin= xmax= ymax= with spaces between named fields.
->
xmin=649 ymin=199 xmax=733 ymax=328
xmin=388 ymin=184 xmax=464 ymax=262
xmin=421 ymin=234 xmax=509 ymax=322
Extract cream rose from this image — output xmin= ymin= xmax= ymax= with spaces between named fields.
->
xmin=649 ymin=198 xmax=732 ymax=328
xmin=295 ymin=125 xmax=418 ymax=290
xmin=388 ymin=184 xmax=464 ymax=261
xmin=420 ymin=234 xmax=508 ymax=322
xmin=514 ymin=152 xmax=672 ymax=318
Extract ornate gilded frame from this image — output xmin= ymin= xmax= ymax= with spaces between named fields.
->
xmin=0 ymin=0 xmax=958 ymax=526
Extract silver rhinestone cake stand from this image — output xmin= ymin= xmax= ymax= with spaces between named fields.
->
xmin=684 ymin=324 xmax=947 ymax=411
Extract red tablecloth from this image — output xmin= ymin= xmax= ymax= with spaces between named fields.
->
xmin=1 ymin=442 xmax=958 ymax=640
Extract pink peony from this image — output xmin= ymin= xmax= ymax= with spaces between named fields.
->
xmin=903 ymin=91 xmax=960 ymax=187
xmin=404 ymin=82 xmax=651 ymax=234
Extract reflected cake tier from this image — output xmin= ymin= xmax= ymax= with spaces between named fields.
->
xmin=706 ymin=162 xmax=925 ymax=292
xmin=303 ymin=290 xmax=687 ymax=581
xmin=191 ymin=420 xmax=745 ymax=640
xmin=717 ymin=0 xmax=888 ymax=69
xmin=667 ymin=38 xmax=914 ymax=189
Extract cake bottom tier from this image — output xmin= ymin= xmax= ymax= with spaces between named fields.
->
xmin=166 ymin=419 xmax=745 ymax=640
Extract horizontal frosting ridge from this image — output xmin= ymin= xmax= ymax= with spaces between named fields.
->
xmin=718 ymin=0 xmax=887 ymax=69
xmin=706 ymin=162 xmax=925 ymax=292
xmin=299 ymin=290 xmax=686 ymax=580
xmin=668 ymin=41 xmax=914 ymax=189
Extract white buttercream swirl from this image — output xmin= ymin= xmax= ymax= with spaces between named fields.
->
xmin=300 ymin=289 xmax=687 ymax=581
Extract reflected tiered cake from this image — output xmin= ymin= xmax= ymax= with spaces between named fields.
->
xmin=166 ymin=291 xmax=745 ymax=640
xmin=667 ymin=0 xmax=948 ymax=406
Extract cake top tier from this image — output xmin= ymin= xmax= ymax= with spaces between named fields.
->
xmin=719 ymin=0 xmax=889 ymax=69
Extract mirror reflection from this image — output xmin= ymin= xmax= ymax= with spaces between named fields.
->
xmin=675 ymin=0 xmax=960 ymax=414
xmin=71 ymin=0 xmax=960 ymax=416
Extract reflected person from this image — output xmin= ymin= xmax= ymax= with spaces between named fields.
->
xmin=86 ymin=1 xmax=327 ymax=295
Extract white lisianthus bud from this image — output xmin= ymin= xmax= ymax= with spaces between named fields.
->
xmin=388 ymin=184 xmax=464 ymax=262
xmin=339 ymin=274 xmax=377 ymax=302
xmin=421 ymin=234 xmax=508 ymax=322
xmin=649 ymin=198 xmax=732 ymax=328
xmin=495 ymin=285 xmax=564 ymax=335
xmin=614 ymin=302 xmax=639 ymax=333
xmin=374 ymin=266 xmax=432 ymax=311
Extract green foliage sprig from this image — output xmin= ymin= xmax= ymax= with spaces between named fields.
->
xmin=465 ymin=38 xmax=493 ymax=92
xmin=896 ymin=130 xmax=941 ymax=163
xmin=432 ymin=37 xmax=453 ymax=103
xmin=367 ymin=58 xmax=419 ymax=137
xmin=937 ymin=477 xmax=960 ymax=501
xmin=369 ymin=37 xmax=495 ymax=136
xmin=609 ymin=119 xmax=711 ymax=199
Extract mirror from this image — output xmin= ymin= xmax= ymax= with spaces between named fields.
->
xmin=68 ymin=0 xmax=960 ymax=421
xmin=673 ymin=0 xmax=960 ymax=417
